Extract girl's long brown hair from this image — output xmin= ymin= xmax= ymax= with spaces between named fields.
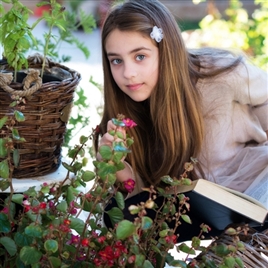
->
xmin=94 ymin=0 xmax=242 ymax=186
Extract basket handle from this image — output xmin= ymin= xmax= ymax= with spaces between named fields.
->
xmin=0 ymin=69 xmax=42 ymax=97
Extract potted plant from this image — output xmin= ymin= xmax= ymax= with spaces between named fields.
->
xmin=1 ymin=1 xmax=266 ymax=267
xmin=0 ymin=0 xmax=96 ymax=179
xmin=1 ymin=111 xmax=260 ymax=267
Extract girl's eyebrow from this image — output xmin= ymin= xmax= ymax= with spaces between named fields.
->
xmin=107 ymin=47 xmax=152 ymax=57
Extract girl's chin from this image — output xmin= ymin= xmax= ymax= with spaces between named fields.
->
xmin=129 ymin=95 xmax=149 ymax=102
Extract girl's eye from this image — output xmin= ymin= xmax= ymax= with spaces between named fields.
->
xmin=111 ymin=59 xmax=122 ymax=65
xmin=136 ymin=55 xmax=145 ymax=61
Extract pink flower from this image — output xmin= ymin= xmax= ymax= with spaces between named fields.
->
xmin=165 ymin=234 xmax=177 ymax=244
xmin=97 ymin=236 xmax=106 ymax=243
xmin=81 ymin=238 xmax=89 ymax=247
xmin=123 ymin=118 xmax=137 ymax=128
xmin=22 ymin=200 xmax=31 ymax=212
xmin=67 ymin=234 xmax=80 ymax=245
xmin=128 ymin=255 xmax=136 ymax=264
xmin=124 ymin=178 xmax=135 ymax=193
xmin=49 ymin=201 xmax=55 ymax=208
xmin=1 ymin=207 xmax=9 ymax=214
xmin=93 ymin=258 xmax=102 ymax=266
xmin=39 ymin=202 xmax=47 ymax=209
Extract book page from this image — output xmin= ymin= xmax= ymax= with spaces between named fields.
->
xmin=243 ymin=166 xmax=268 ymax=210
xmin=195 ymin=179 xmax=267 ymax=210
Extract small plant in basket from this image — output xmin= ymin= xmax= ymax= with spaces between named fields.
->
xmin=0 ymin=113 xmax=249 ymax=268
xmin=0 ymin=0 xmax=95 ymax=78
xmin=0 ymin=0 xmax=96 ymax=179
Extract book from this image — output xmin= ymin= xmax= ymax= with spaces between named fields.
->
xmin=176 ymin=167 xmax=268 ymax=230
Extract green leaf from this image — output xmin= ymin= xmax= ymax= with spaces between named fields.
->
xmin=115 ymin=131 xmax=124 ymax=139
xmin=81 ymin=170 xmax=95 ymax=182
xmin=20 ymin=246 xmax=42 ymax=265
xmin=44 ymin=239 xmax=58 ymax=253
xmin=159 ymin=229 xmax=169 ymax=237
xmin=115 ymin=191 xmax=125 ymax=210
xmin=25 ymin=225 xmax=43 ymax=238
xmin=135 ymin=254 xmax=145 ymax=267
xmin=9 ymin=101 xmax=18 ymax=107
xmin=99 ymin=145 xmax=112 ymax=160
xmin=56 ymin=200 xmax=67 ymax=212
xmin=79 ymin=135 xmax=88 ymax=144
xmin=178 ymin=243 xmax=195 ymax=255
xmin=14 ymin=110 xmax=25 ymax=122
xmin=0 ymin=159 xmax=9 ymax=179
xmin=72 ymin=161 xmax=83 ymax=173
xmin=12 ymin=128 xmax=20 ymax=140
xmin=106 ymin=207 xmax=124 ymax=226
xmin=70 ymin=217 xmax=86 ymax=235
xmin=0 ymin=138 xmax=8 ymax=157
xmin=48 ymin=256 xmax=61 ymax=268
xmin=11 ymin=193 xmax=24 ymax=204
xmin=116 ymin=220 xmax=136 ymax=240
xmin=235 ymin=257 xmax=244 ymax=268
xmin=191 ymin=236 xmax=201 ymax=249
xmin=0 ymin=237 xmax=17 ymax=256
xmin=14 ymin=232 xmax=33 ymax=247
xmin=141 ymin=216 xmax=153 ymax=230
xmin=107 ymin=173 xmax=116 ymax=186
xmin=143 ymin=260 xmax=154 ymax=268
xmin=23 ymin=186 xmax=37 ymax=197
xmin=213 ymin=244 xmax=231 ymax=257
xmin=62 ymin=161 xmax=74 ymax=172
xmin=0 ymin=116 xmax=8 ymax=129
xmin=113 ymin=151 xmax=124 ymax=164
xmin=181 ymin=214 xmax=192 ymax=224
xmin=0 ymin=213 xmax=11 ymax=233
xmin=13 ymin=148 xmax=20 ymax=168
xmin=0 ymin=180 xmax=10 ymax=191
xmin=126 ymin=137 xmax=134 ymax=147
xmin=167 ymin=259 xmax=188 ymax=268
xmin=66 ymin=186 xmax=75 ymax=204
xmin=82 ymin=199 xmax=93 ymax=212
xmin=224 ymin=256 xmax=236 ymax=267
xmin=97 ymin=162 xmax=117 ymax=178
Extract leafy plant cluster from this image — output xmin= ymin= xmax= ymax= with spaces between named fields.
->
xmin=190 ymin=0 xmax=268 ymax=69
xmin=0 ymin=0 xmax=97 ymax=152
xmin=0 ymin=109 xmax=247 ymax=267
xmin=0 ymin=0 xmax=96 ymax=77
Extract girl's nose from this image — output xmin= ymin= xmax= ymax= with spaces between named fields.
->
xmin=123 ymin=63 xmax=137 ymax=79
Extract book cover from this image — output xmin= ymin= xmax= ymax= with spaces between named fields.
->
xmin=177 ymin=179 xmax=268 ymax=230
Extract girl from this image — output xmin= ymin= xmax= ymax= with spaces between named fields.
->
xmin=94 ymin=0 xmax=268 ymax=241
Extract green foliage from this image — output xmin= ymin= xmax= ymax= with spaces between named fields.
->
xmin=2 ymin=112 xmax=246 ymax=267
xmin=0 ymin=0 xmax=35 ymax=73
xmin=0 ymin=0 xmax=96 ymax=77
xmin=191 ymin=0 xmax=268 ymax=69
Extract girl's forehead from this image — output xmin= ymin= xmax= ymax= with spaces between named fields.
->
xmin=105 ymin=29 xmax=155 ymax=51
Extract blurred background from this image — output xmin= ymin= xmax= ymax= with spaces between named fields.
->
xmin=2 ymin=0 xmax=266 ymax=162
xmin=1 ymin=0 xmax=267 ymax=160
xmin=1 ymin=1 xmax=267 ymax=265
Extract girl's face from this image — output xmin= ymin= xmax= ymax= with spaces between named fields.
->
xmin=105 ymin=29 xmax=159 ymax=102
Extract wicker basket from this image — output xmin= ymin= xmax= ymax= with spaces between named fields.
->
xmin=0 ymin=55 xmax=81 ymax=178
xmin=194 ymin=224 xmax=268 ymax=267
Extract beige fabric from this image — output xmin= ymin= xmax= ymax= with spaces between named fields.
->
xmin=126 ymin=60 xmax=268 ymax=197
xmin=197 ymin=60 xmax=268 ymax=192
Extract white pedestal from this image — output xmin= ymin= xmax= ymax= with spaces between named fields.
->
xmin=2 ymin=164 xmax=71 ymax=193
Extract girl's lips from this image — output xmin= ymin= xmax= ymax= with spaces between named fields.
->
xmin=126 ymin=83 xmax=143 ymax=91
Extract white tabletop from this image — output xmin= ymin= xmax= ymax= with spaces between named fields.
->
xmin=2 ymin=164 xmax=72 ymax=193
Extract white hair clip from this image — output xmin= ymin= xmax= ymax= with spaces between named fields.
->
xmin=150 ymin=26 xmax=163 ymax=43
